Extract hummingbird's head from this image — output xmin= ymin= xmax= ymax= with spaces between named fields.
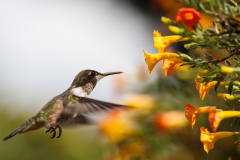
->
xmin=70 ymin=70 xmax=123 ymax=97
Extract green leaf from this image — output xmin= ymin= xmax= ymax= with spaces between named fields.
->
xmin=225 ymin=60 xmax=232 ymax=66
xmin=228 ymin=81 xmax=234 ymax=95
xmin=217 ymin=106 xmax=229 ymax=111
xmin=225 ymin=100 xmax=233 ymax=109
xmin=179 ymin=62 xmax=195 ymax=67
xmin=204 ymin=53 xmax=214 ymax=61
xmin=215 ymin=80 xmax=221 ymax=92
xmin=205 ymin=29 xmax=215 ymax=35
xmin=232 ymin=57 xmax=240 ymax=62
xmin=230 ymin=117 xmax=236 ymax=127
xmin=195 ymin=59 xmax=203 ymax=63
xmin=228 ymin=1 xmax=237 ymax=7
xmin=234 ymin=139 xmax=240 ymax=146
xmin=188 ymin=64 xmax=196 ymax=69
xmin=198 ymin=2 xmax=206 ymax=12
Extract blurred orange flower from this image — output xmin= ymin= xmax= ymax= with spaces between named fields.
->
xmin=209 ymin=108 xmax=240 ymax=132
xmin=126 ymin=93 xmax=155 ymax=114
xmin=195 ymin=75 xmax=229 ymax=100
xmin=98 ymin=110 xmax=136 ymax=142
xmin=162 ymin=58 xmax=184 ymax=77
xmin=118 ymin=140 xmax=145 ymax=160
xmin=144 ymin=50 xmax=180 ymax=73
xmin=200 ymin=126 xmax=234 ymax=153
xmin=153 ymin=30 xmax=188 ymax=53
xmin=176 ymin=8 xmax=201 ymax=31
xmin=155 ymin=110 xmax=188 ymax=131
xmin=185 ymin=104 xmax=216 ymax=128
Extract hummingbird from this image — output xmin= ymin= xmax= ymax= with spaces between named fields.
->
xmin=3 ymin=70 xmax=127 ymax=142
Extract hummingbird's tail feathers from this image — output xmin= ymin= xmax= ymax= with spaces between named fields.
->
xmin=2 ymin=125 xmax=24 ymax=142
xmin=2 ymin=118 xmax=44 ymax=142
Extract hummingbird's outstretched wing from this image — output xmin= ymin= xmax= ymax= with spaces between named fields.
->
xmin=61 ymin=96 xmax=128 ymax=125
xmin=63 ymin=96 xmax=128 ymax=115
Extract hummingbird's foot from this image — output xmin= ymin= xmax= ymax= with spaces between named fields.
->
xmin=50 ymin=128 xmax=56 ymax=139
xmin=46 ymin=127 xmax=54 ymax=133
xmin=56 ymin=125 xmax=62 ymax=138
xmin=46 ymin=126 xmax=62 ymax=139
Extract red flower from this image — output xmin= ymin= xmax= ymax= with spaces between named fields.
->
xmin=175 ymin=8 xmax=201 ymax=31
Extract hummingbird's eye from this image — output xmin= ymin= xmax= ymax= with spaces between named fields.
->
xmin=89 ymin=71 xmax=96 ymax=76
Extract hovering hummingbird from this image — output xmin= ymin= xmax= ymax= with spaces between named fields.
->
xmin=3 ymin=70 xmax=126 ymax=142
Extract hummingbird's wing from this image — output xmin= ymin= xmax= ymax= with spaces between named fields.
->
xmin=63 ymin=96 xmax=128 ymax=115
xmin=61 ymin=96 xmax=128 ymax=125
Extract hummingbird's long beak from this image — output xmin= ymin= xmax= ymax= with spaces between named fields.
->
xmin=102 ymin=71 xmax=123 ymax=76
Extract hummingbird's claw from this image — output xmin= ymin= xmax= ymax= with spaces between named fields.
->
xmin=46 ymin=127 xmax=54 ymax=133
xmin=46 ymin=126 xmax=62 ymax=139
xmin=50 ymin=129 xmax=56 ymax=139
xmin=56 ymin=126 xmax=62 ymax=138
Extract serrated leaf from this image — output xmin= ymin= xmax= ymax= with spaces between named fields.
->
xmin=215 ymin=80 xmax=221 ymax=92
xmin=225 ymin=60 xmax=232 ymax=66
xmin=228 ymin=81 xmax=234 ymax=95
xmin=230 ymin=117 xmax=236 ymax=127
xmin=232 ymin=57 xmax=240 ymax=62
xmin=204 ymin=53 xmax=214 ymax=61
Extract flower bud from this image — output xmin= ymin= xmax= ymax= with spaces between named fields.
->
xmin=184 ymin=43 xmax=198 ymax=49
xmin=161 ymin=16 xmax=177 ymax=25
xmin=179 ymin=53 xmax=193 ymax=62
xmin=221 ymin=66 xmax=240 ymax=74
xmin=168 ymin=26 xmax=185 ymax=34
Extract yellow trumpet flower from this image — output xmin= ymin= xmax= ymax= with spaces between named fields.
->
xmin=162 ymin=58 xmax=184 ymax=77
xmin=209 ymin=108 xmax=240 ymax=132
xmin=185 ymin=104 xmax=216 ymax=128
xmin=195 ymin=75 xmax=230 ymax=100
xmin=144 ymin=50 xmax=180 ymax=73
xmin=153 ymin=30 xmax=188 ymax=53
xmin=200 ymin=126 xmax=234 ymax=154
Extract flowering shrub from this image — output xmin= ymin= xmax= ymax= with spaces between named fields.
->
xmin=100 ymin=0 xmax=240 ymax=159
xmin=143 ymin=0 xmax=240 ymax=155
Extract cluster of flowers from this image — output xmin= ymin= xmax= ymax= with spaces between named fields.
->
xmin=143 ymin=8 xmax=240 ymax=154
xmin=99 ymin=6 xmax=240 ymax=159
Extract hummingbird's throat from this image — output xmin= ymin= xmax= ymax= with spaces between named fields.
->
xmin=71 ymin=83 xmax=94 ymax=97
